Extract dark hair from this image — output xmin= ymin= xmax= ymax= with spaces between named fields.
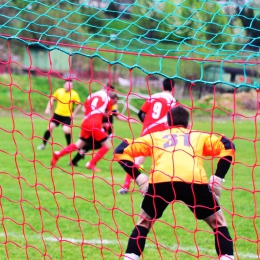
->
xmin=167 ymin=106 xmax=189 ymax=128
xmin=110 ymin=93 xmax=119 ymax=100
xmin=106 ymin=84 xmax=115 ymax=90
xmin=163 ymin=78 xmax=175 ymax=91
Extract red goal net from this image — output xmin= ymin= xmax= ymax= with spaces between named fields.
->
xmin=0 ymin=1 xmax=260 ymax=259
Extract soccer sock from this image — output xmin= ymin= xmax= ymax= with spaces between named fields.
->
xmin=123 ymin=174 xmax=132 ymax=190
xmin=43 ymin=130 xmax=51 ymax=145
xmin=72 ymin=152 xmax=84 ymax=165
xmin=125 ymin=225 xmax=149 ymax=256
xmin=58 ymin=144 xmax=78 ymax=157
xmin=214 ymin=226 xmax=233 ymax=256
xmin=65 ymin=133 xmax=71 ymax=145
xmin=119 ymin=160 xmax=141 ymax=179
xmin=219 ymin=256 xmax=234 ymax=260
xmin=89 ymin=146 xmax=109 ymax=165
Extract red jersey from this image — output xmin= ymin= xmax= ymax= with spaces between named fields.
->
xmin=140 ymin=91 xmax=176 ymax=136
xmin=84 ymin=90 xmax=112 ymax=124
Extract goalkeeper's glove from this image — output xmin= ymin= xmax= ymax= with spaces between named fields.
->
xmin=209 ymin=175 xmax=224 ymax=199
xmin=136 ymin=173 xmax=149 ymax=195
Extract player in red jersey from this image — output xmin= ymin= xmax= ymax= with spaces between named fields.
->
xmin=69 ymin=93 xmax=138 ymax=167
xmin=118 ymin=78 xmax=176 ymax=194
xmin=51 ymin=84 xmax=114 ymax=172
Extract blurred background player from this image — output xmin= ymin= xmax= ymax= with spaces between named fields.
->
xmin=69 ymin=93 xmax=138 ymax=167
xmin=51 ymin=84 xmax=114 ymax=172
xmin=118 ymin=78 xmax=176 ymax=194
xmin=37 ymin=80 xmax=81 ymax=150
xmin=120 ymin=106 xmax=235 ymax=260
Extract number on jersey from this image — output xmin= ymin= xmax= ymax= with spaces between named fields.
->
xmin=91 ymin=97 xmax=99 ymax=109
xmin=152 ymin=102 xmax=162 ymax=119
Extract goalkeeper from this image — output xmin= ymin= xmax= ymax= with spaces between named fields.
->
xmin=118 ymin=106 xmax=235 ymax=260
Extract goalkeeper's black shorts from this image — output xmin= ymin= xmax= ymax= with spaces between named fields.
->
xmin=142 ymin=182 xmax=220 ymax=220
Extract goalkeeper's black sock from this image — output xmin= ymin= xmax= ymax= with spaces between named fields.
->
xmin=65 ymin=133 xmax=71 ymax=145
xmin=214 ymin=226 xmax=233 ymax=256
xmin=43 ymin=130 xmax=51 ymax=145
xmin=119 ymin=160 xmax=141 ymax=179
xmin=72 ymin=152 xmax=84 ymax=165
xmin=126 ymin=225 xmax=149 ymax=256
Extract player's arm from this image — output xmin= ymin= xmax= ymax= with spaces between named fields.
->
xmin=138 ymin=100 xmax=149 ymax=122
xmin=137 ymin=110 xmax=146 ymax=122
xmin=121 ymin=136 xmax=151 ymax=193
xmin=204 ymin=135 xmax=235 ymax=178
xmin=123 ymin=135 xmax=151 ymax=158
xmin=82 ymin=97 xmax=90 ymax=114
xmin=104 ymin=99 xmax=113 ymax=118
xmin=72 ymin=103 xmax=82 ymax=118
xmin=71 ymin=92 xmax=82 ymax=118
xmin=109 ymin=104 xmax=138 ymax=123
xmin=45 ymin=97 xmax=54 ymax=115
xmin=116 ymin=113 xmax=139 ymax=124
xmin=204 ymin=135 xmax=236 ymax=198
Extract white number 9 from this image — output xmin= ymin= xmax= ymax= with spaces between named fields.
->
xmin=152 ymin=102 xmax=162 ymax=119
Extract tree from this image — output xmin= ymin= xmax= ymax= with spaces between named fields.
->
xmin=105 ymin=2 xmax=121 ymax=18
xmin=202 ymin=2 xmax=232 ymax=47
xmin=236 ymin=6 xmax=260 ymax=48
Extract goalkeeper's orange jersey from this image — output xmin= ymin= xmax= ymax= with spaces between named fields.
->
xmin=123 ymin=127 xmax=235 ymax=184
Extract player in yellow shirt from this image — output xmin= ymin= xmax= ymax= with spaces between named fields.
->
xmin=115 ymin=106 xmax=235 ymax=260
xmin=37 ymin=80 xmax=81 ymax=150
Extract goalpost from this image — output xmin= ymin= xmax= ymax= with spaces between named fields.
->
xmin=0 ymin=0 xmax=259 ymax=259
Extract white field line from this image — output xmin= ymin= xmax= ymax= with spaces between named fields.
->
xmin=0 ymin=233 xmax=258 ymax=259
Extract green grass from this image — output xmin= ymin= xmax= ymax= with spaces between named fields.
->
xmin=0 ymin=112 xmax=259 ymax=259
xmin=0 ymin=74 xmax=243 ymax=120
xmin=0 ymin=74 xmax=140 ymax=114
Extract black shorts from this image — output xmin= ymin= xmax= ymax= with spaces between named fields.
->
xmin=102 ymin=116 xmax=113 ymax=135
xmin=51 ymin=113 xmax=71 ymax=127
xmin=79 ymin=136 xmax=102 ymax=151
xmin=142 ymin=182 xmax=220 ymax=220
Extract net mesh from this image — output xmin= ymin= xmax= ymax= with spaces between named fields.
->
xmin=0 ymin=0 xmax=260 ymax=82
xmin=0 ymin=0 xmax=260 ymax=259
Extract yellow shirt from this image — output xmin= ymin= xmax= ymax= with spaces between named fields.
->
xmin=124 ymin=127 xmax=235 ymax=184
xmin=52 ymin=88 xmax=81 ymax=117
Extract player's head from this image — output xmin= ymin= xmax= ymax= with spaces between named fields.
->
xmin=167 ymin=106 xmax=189 ymax=128
xmin=105 ymin=84 xmax=115 ymax=95
xmin=162 ymin=78 xmax=175 ymax=92
xmin=64 ymin=80 xmax=73 ymax=92
xmin=110 ymin=93 xmax=119 ymax=104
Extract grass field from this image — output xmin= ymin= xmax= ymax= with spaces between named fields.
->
xmin=0 ymin=111 xmax=259 ymax=259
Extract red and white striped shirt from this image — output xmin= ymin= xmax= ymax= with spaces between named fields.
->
xmin=140 ymin=92 xmax=176 ymax=136
xmin=84 ymin=90 xmax=113 ymax=124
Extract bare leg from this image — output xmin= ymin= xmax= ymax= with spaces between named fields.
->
xmin=51 ymin=139 xmax=86 ymax=166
